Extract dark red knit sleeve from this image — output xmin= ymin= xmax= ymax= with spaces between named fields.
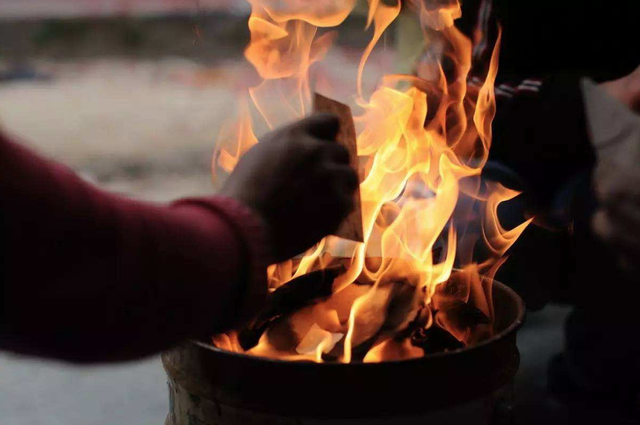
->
xmin=0 ymin=130 xmax=268 ymax=363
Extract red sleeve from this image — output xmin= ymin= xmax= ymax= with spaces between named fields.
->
xmin=0 ymin=131 xmax=268 ymax=363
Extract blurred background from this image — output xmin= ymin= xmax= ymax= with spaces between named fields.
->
xmin=4 ymin=1 xmax=627 ymax=424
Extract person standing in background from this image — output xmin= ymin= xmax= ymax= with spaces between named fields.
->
xmin=401 ymin=0 xmax=640 ymax=418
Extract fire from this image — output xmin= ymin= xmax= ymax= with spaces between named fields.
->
xmin=212 ymin=0 xmax=531 ymax=363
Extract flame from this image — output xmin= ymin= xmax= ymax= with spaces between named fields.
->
xmin=357 ymin=0 xmax=402 ymax=97
xmin=363 ymin=337 xmax=425 ymax=363
xmin=212 ymin=0 xmax=531 ymax=362
xmin=416 ymin=0 xmax=462 ymax=31
xmin=213 ymin=100 xmax=257 ymax=180
xmin=482 ymin=181 xmax=534 ymax=258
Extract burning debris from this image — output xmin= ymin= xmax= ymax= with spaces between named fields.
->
xmin=214 ymin=258 xmax=495 ymax=362
xmin=211 ymin=0 xmax=532 ymax=363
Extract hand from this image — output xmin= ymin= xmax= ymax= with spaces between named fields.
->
xmin=600 ymin=64 xmax=640 ymax=112
xmin=220 ymin=114 xmax=359 ymax=263
xmin=592 ymin=165 xmax=640 ymax=269
xmin=586 ymin=72 xmax=640 ymax=268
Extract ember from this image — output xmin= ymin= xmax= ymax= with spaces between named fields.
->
xmin=211 ymin=0 xmax=532 ymax=363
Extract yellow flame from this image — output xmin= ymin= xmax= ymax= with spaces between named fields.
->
xmin=357 ymin=0 xmax=402 ymax=97
xmin=363 ymin=338 xmax=424 ymax=363
xmin=483 ymin=181 xmax=533 ymax=258
xmin=250 ymin=0 xmax=357 ymax=27
xmin=213 ymin=99 xmax=258 ymax=179
xmin=212 ymin=0 xmax=530 ymax=362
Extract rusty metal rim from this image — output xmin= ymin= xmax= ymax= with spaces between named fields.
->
xmin=194 ymin=279 xmax=525 ymax=367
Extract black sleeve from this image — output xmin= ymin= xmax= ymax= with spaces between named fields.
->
xmin=488 ymin=76 xmax=596 ymax=215
xmin=480 ymin=76 xmax=598 ymax=309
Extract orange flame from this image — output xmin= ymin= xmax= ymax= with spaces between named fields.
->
xmin=212 ymin=0 xmax=531 ymax=363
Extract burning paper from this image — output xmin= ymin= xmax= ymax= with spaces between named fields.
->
xmin=313 ymin=93 xmax=364 ymax=242
xmin=296 ymin=323 xmax=343 ymax=359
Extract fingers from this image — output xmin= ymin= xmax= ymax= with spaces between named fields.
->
xmin=323 ymin=143 xmax=351 ymax=165
xmin=291 ymin=113 xmax=341 ymax=142
xmin=324 ymin=163 xmax=359 ymax=192
xmin=312 ymin=141 xmax=359 ymax=194
xmin=309 ymin=163 xmax=359 ymax=200
xmin=279 ymin=115 xmax=350 ymax=165
xmin=294 ymin=134 xmax=352 ymax=169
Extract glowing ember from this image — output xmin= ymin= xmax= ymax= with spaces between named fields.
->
xmin=212 ymin=0 xmax=532 ymax=363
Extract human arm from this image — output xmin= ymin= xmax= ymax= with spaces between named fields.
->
xmin=0 ymin=114 xmax=356 ymax=363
